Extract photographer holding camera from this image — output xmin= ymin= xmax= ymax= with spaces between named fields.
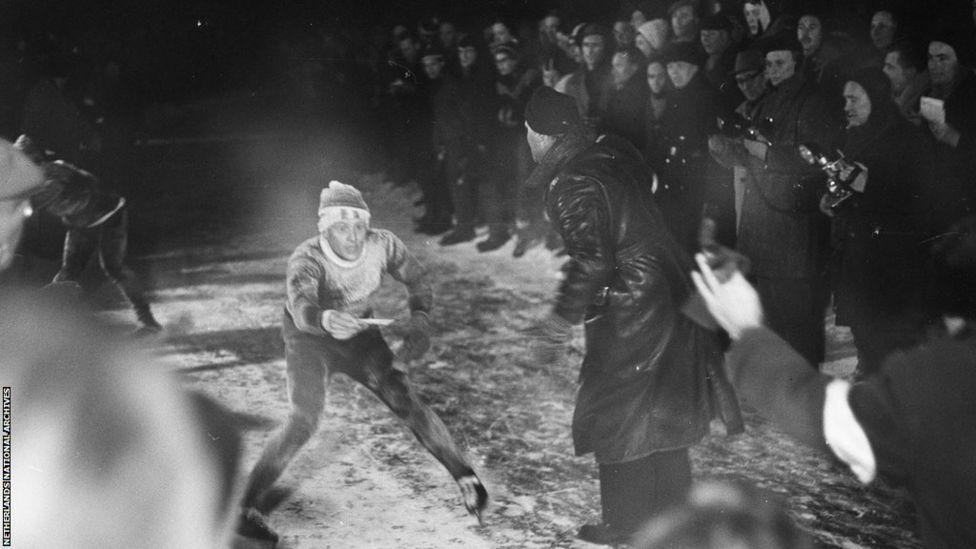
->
xmin=820 ymin=67 xmax=935 ymax=378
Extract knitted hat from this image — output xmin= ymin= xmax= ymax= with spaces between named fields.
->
xmin=663 ymin=41 xmax=706 ymax=65
xmin=0 ymin=138 xmax=44 ymax=200
xmin=524 ymin=86 xmax=581 ymax=135
xmin=637 ymin=19 xmax=669 ymax=48
xmin=318 ymin=181 xmax=370 ymax=227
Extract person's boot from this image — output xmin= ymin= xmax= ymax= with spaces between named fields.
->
xmin=476 ymin=230 xmax=510 ymax=252
xmin=456 ymin=473 xmax=489 ymax=525
xmin=439 ymin=227 xmax=477 ymax=246
xmin=132 ymin=305 xmax=162 ymax=338
xmin=237 ymin=506 xmax=279 ymax=545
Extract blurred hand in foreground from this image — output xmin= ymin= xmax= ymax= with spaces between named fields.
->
xmin=690 ymin=253 xmax=764 ymax=340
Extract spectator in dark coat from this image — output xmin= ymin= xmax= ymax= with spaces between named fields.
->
xmin=735 ymin=33 xmax=841 ymax=365
xmin=561 ymin=24 xmax=614 ymax=128
xmin=827 ymin=68 xmax=933 ymax=378
xmin=919 ymin=30 xmax=976 ymax=235
xmin=657 ymin=41 xmax=734 ymax=253
xmin=478 ymin=43 xmax=539 ymax=253
xmin=418 ymin=44 xmax=458 ymax=236
xmin=882 ymin=40 xmax=929 ymax=126
xmin=643 ymin=56 xmax=670 ymax=174
xmin=700 ymin=14 xmax=742 ymax=112
xmin=442 ymin=33 xmax=497 ymax=245
xmin=524 ymin=86 xmax=743 ymax=546
xmin=690 ymin=214 xmax=976 ymax=549
xmin=602 ymin=47 xmax=650 ymax=150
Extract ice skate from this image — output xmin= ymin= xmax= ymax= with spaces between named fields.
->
xmin=456 ymin=474 xmax=488 ymax=525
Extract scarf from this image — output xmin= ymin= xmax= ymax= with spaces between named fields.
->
xmin=524 ymin=126 xmax=596 ymax=190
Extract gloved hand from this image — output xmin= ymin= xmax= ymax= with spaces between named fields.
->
xmin=321 ymin=310 xmax=365 ymax=340
xmin=400 ymin=311 xmax=431 ymax=361
xmin=527 ymin=313 xmax=573 ymax=367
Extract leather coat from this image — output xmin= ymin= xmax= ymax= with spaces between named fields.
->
xmin=544 ymin=133 xmax=743 ymax=463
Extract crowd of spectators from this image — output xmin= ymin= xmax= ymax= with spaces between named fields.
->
xmin=364 ymin=0 xmax=976 ymax=382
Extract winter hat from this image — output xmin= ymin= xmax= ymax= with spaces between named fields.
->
xmin=491 ymin=43 xmax=519 ymax=60
xmin=575 ymin=23 xmax=610 ymax=47
xmin=700 ymin=14 xmax=733 ymax=32
xmin=756 ymin=31 xmax=804 ymax=58
xmin=318 ymin=180 xmax=370 ymax=227
xmin=456 ymin=33 xmax=481 ymax=50
xmin=663 ymin=41 xmax=706 ymax=65
xmin=732 ymin=48 xmax=765 ymax=75
xmin=668 ymin=0 xmax=698 ymax=17
xmin=0 ymin=138 xmax=44 ymax=200
xmin=421 ymin=43 xmax=446 ymax=61
xmin=634 ymin=0 xmax=667 ymax=21
xmin=929 ymin=27 xmax=975 ymax=68
xmin=637 ymin=19 xmax=670 ymax=49
xmin=524 ymin=86 xmax=581 ymax=135
xmin=846 ymin=67 xmax=896 ymax=125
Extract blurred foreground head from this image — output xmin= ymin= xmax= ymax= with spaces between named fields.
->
xmin=5 ymin=295 xmax=238 ymax=548
xmin=0 ymin=138 xmax=44 ymax=271
xmin=632 ymin=481 xmax=813 ymax=549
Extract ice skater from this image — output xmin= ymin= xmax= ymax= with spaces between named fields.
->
xmin=13 ymin=134 xmax=162 ymax=335
xmin=236 ymin=180 xmax=488 ymax=544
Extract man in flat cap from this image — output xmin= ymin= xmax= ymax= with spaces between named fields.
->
xmin=734 ymin=32 xmax=841 ymax=366
xmin=522 ymin=86 xmax=742 ymax=546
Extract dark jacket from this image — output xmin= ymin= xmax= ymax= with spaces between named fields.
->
xmin=543 ymin=132 xmax=743 ymax=463
xmin=737 ymin=73 xmax=840 ymax=278
xmin=602 ymin=73 xmax=649 ymax=151
xmin=656 ymin=73 xmax=733 ymax=252
xmin=728 ymin=326 xmax=976 ymax=549
xmin=924 ymin=69 xmax=976 ymax=234
xmin=832 ymin=109 xmax=933 ymax=326
xmin=562 ymin=63 xmax=614 ymax=127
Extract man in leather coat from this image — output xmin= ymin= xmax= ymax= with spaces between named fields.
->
xmin=522 ymin=86 xmax=743 ymax=546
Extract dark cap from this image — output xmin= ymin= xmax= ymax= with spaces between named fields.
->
xmin=668 ymin=0 xmax=698 ymax=16
xmin=491 ymin=42 xmax=519 ymax=60
xmin=525 ymin=86 xmax=581 ymax=135
xmin=456 ymin=33 xmax=481 ymax=50
xmin=663 ymin=41 xmax=706 ymax=65
xmin=420 ymin=43 xmax=446 ymax=60
xmin=732 ymin=48 xmax=765 ymax=74
xmin=756 ymin=31 xmax=804 ymax=56
xmin=576 ymin=23 xmax=610 ymax=46
xmin=700 ymin=14 xmax=732 ymax=31
xmin=633 ymin=0 xmax=667 ymax=21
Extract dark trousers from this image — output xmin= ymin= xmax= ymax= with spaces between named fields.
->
xmin=241 ymin=313 xmax=473 ymax=508
xmin=451 ymin=142 xmax=484 ymax=230
xmin=755 ymin=275 xmax=827 ymax=365
xmin=598 ymin=448 xmax=691 ymax=534
xmin=53 ymin=208 xmax=154 ymax=324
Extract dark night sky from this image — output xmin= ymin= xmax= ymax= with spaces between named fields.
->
xmin=2 ymin=0 xmax=970 ymax=101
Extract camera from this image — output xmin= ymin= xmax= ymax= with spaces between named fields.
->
xmin=796 ymin=142 xmax=860 ymax=209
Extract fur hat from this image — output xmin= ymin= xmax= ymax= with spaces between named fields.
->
xmin=318 ymin=181 xmax=370 ymax=227
xmin=525 ymin=86 xmax=581 ymax=135
xmin=1 ymin=138 xmax=44 ymax=201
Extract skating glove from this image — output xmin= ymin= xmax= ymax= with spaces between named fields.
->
xmin=400 ymin=311 xmax=431 ymax=361
xmin=528 ymin=313 xmax=573 ymax=366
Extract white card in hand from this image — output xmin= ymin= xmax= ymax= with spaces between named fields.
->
xmin=919 ymin=96 xmax=945 ymax=125
xmin=361 ymin=318 xmax=395 ymax=326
